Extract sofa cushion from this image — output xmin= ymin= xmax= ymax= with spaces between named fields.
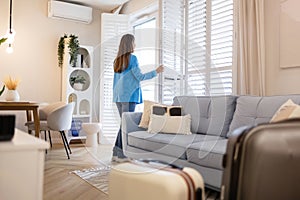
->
xmin=186 ymin=139 xmax=228 ymax=170
xmin=173 ymin=96 xmax=237 ymax=137
xmin=127 ymin=131 xmax=223 ymax=159
xmin=229 ymin=95 xmax=300 ymax=135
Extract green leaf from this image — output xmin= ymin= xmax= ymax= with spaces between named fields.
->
xmin=0 ymin=38 xmax=7 ymax=45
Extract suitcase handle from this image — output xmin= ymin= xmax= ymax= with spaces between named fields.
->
xmin=137 ymin=159 xmax=183 ymax=170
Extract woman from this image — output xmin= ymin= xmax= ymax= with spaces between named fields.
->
xmin=112 ymin=34 xmax=164 ymax=161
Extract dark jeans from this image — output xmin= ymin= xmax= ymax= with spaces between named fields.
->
xmin=113 ymin=102 xmax=136 ymax=158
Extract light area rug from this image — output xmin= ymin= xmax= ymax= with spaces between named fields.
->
xmin=71 ymin=166 xmax=111 ymax=194
xmin=71 ymin=166 xmax=220 ymax=200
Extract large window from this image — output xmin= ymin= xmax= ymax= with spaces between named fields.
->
xmin=133 ymin=17 xmax=158 ymax=111
xmin=160 ymin=0 xmax=234 ymax=103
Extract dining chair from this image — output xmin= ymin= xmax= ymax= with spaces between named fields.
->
xmin=39 ymin=102 xmax=66 ymax=120
xmin=37 ymin=102 xmax=66 ymax=148
xmin=26 ymin=102 xmax=75 ymax=159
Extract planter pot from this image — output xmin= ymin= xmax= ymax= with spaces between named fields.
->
xmin=5 ymin=90 xmax=20 ymax=101
xmin=73 ymin=83 xmax=84 ymax=91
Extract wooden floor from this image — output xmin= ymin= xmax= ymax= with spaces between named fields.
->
xmin=43 ymin=141 xmax=112 ymax=200
xmin=43 ymin=141 xmax=220 ymax=200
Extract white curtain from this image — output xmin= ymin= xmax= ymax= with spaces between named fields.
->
xmin=236 ymin=0 xmax=266 ymax=95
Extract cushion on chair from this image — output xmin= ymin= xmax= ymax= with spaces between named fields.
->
xmin=26 ymin=121 xmax=50 ymax=131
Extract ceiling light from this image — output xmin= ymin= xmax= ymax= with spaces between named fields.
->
xmin=6 ymin=0 xmax=15 ymax=53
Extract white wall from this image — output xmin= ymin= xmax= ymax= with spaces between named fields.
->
xmin=0 ymin=0 xmax=102 ymax=130
xmin=265 ymin=0 xmax=300 ymax=95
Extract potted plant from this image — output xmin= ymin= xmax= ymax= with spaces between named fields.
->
xmin=58 ymin=34 xmax=80 ymax=68
xmin=70 ymin=75 xmax=86 ymax=91
xmin=3 ymin=76 xmax=20 ymax=101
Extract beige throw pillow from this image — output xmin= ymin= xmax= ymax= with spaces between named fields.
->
xmin=138 ymin=100 xmax=158 ymax=128
xmin=147 ymin=114 xmax=192 ymax=135
xmin=270 ymin=99 xmax=300 ymax=123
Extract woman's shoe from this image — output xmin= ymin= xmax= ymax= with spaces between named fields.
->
xmin=111 ymin=156 xmax=130 ymax=163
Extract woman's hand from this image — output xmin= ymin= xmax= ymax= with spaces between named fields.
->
xmin=156 ymin=65 xmax=164 ymax=74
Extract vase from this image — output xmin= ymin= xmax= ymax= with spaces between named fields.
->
xmin=73 ymin=83 xmax=84 ymax=91
xmin=5 ymin=90 xmax=20 ymax=101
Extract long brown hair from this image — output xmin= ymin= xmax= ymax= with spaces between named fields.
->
xmin=114 ymin=34 xmax=135 ymax=73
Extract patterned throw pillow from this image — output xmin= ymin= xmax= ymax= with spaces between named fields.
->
xmin=152 ymin=105 xmax=182 ymax=116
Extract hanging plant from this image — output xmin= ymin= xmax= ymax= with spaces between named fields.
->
xmin=57 ymin=34 xmax=80 ymax=68
xmin=58 ymin=34 xmax=67 ymax=68
xmin=68 ymin=34 xmax=80 ymax=67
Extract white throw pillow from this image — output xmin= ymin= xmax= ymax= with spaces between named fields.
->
xmin=147 ymin=114 xmax=192 ymax=135
xmin=270 ymin=99 xmax=300 ymax=123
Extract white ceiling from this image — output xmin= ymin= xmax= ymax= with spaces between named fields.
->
xmin=60 ymin=0 xmax=129 ymax=11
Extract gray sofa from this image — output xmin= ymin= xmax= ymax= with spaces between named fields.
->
xmin=122 ymin=95 xmax=300 ymax=190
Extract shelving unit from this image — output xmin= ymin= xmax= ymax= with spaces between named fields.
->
xmin=61 ymin=42 xmax=93 ymax=143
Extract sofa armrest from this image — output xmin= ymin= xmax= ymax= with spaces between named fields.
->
xmin=122 ymin=112 xmax=145 ymax=152
xmin=122 ymin=112 xmax=144 ymax=134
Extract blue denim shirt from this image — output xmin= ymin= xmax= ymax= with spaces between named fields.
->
xmin=113 ymin=54 xmax=157 ymax=104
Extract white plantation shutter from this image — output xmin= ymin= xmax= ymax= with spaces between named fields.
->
xmin=100 ymin=13 xmax=129 ymax=144
xmin=210 ymin=0 xmax=233 ymax=95
xmin=161 ymin=0 xmax=234 ymax=98
xmin=186 ymin=0 xmax=234 ymax=96
xmin=186 ymin=0 xmax=208 ymax=96
xmin=160 ymin=0 xmax=185 ymax=104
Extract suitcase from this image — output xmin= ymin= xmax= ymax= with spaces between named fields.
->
xmin=221 ymin=120 xmax=300 ymax=200
xmin=109 ymin=160 xmax=205 ymax=200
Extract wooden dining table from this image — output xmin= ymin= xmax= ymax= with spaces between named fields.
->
xmin=0 ymin=101 xmax=40 ymax=137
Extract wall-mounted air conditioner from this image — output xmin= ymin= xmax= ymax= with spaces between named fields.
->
xmin=48 ymin=0 xmax=92 ymax=24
